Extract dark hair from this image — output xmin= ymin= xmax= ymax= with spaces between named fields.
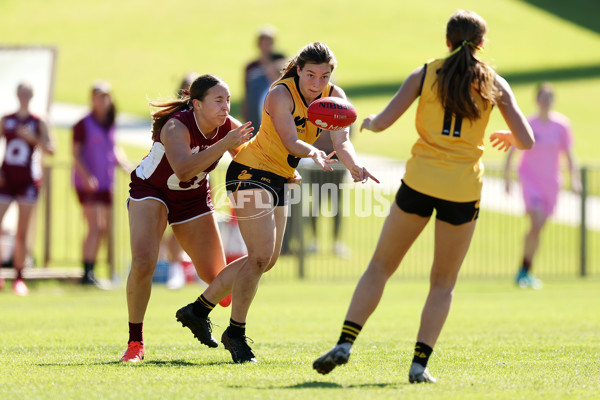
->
xmin=150 ymin=74 xmax=223 ymax=140
xmin=90 ymin=86 xmax=116 ymax=127
xmin=178 ymin=72 xmax=199 ymax=97
xmin=536 ymin=82 xmax=554 ymax=100
xmin=279 ymin=42 xmax=337 ymax=80
xmin=436 ymin=10 xmax=499 ymax=120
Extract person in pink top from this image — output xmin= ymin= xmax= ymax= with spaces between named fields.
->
xmin=504 ymin=82 xmax=580 ymax=288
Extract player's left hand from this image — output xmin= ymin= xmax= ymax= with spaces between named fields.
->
xmin=288 ymin=170 xmax=302 ymax=188
xmin=490 ymin=130 xmax=515 ymax=152
xmin=350 ymin=165 xmax=380 ymax=184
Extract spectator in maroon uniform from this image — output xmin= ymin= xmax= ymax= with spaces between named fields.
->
xmin=120 ymin=74 xmax=253 ymax=363
xmin=0 ymin=82 xmax=55 ymax=295
xmin=72 ymin=80 xmax=131 ymax=286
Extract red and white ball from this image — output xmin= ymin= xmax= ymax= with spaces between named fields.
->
xmin=307 ymin=97 xmax=357 ymax=131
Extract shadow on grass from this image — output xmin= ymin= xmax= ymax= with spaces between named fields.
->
xmin=520 ymin=0 xmax=600 ymax=35
xmin=35 ymin=359 xmax=230 ymax=368
xmin=229 ymin=380 xmax=403 ymax=390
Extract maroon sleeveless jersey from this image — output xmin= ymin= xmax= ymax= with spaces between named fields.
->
xmin=1 ymin=112 xmax=42 ymax=185
xmin=131 ymin=109 xmax=231 ymax=204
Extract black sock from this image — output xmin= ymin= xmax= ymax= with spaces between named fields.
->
xmin=128 ymin=322 xmax=143 ymax=344
xmin=192 ymin=294 xmax=215 ymax=318
xmin=412 ymin=341 xmax=433 ymax=367
xmin=521 ymin=258 xmax=532 ymax=273
xmin=337 ymin=320 xmax=363 ymax=345
xmin=83 ymin=261 xmax=95 ymax=276
xmin=15 ymin=269 xmax=23 ymax=280
xmin=228 ymin=319 xmax=246 ymax=338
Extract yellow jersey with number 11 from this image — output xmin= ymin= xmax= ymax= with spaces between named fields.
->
xmin=403 ymin=58 xmax=494 ymax=202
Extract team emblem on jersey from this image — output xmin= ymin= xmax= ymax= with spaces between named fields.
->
xmin=238 ymin=170 xmax=252 ymax=180
xmin=167 ymin=171 xmax=206 ymax=191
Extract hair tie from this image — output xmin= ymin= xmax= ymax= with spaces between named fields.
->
xmin=182 ymin=89 xmax=190 ymax=96
xmin=447 ymin=39 xmax=481 ymax=58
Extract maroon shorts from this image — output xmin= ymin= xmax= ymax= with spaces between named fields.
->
xmin=128 ymin=176 xmax=214 ymax=225
xmin=76 ymin=189 xmax=113 ymax=206
xmin=0 ymin=178 xmax=39 ymax=204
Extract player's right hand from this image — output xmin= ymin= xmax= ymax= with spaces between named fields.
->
xmin=360 ymin=114 xmax=377 ymax=132
xmin=224 ymin=122 xmax=254 ymax=150
xmin=490 ymin=130 xmax=515 ymax=152
xmin=311 ymin=150 xmax=337 ymax=172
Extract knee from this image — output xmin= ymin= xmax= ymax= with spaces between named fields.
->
xmin=130 ymin=254 xmax=157 ymax=280
xmin=366 ymin=258 xmax=396 ymax=280
xmin=97 ymin=222 xmax=110 ymax=237
xmin=246 ymin=253 xmax=273 ymax=272
xmin=429 ymin=275 xmax=456 ymax=295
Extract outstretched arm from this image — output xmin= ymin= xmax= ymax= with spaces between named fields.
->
xmin=360 ymin=65 xmax=424 ymax=132
xmin=266 ymin=85 xmax=335 ymax=171
xmin=329 ymin=86 xmax=379 ymax=183
xmin=493 ymin=75 xmax=535 ymax=150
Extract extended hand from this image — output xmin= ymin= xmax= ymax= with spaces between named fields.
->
xmin=225 ymin=122 xmax=254 ymax=150
xmin=490 ymin=130 xmax=515 ymax=152
xmin=312 ymin=150 xmax=337 ymax=172
xmin=350 ymin=165 xmax=380 ymax=184
xmin=360 ymin=114 xmax=376 ymax=132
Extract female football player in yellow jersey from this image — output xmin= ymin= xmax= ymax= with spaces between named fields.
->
xmin=176 ymin=41 xmax=377 ymax=364
xmin=313 ymin=10 xmax=535 ymax=383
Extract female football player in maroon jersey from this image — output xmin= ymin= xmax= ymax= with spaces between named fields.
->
xmin=0 ymin=82 xmax=54 ymax=296
xmin=120 ymin=74 xmax=253 ymax=362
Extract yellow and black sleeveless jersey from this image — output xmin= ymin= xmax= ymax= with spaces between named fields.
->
xmin=234 ymin=76 xmax=334 ymax=178
xmin=404 ymin=58 xmax=494 ymax=202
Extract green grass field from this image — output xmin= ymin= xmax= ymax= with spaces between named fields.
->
xmin=1 ymin=279 xmax=599 ymax=399
xmin=2 ymin=2 xmax=600 ymax=397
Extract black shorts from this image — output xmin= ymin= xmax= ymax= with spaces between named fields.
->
xmin=226 ymin=161 xmax=289 ymax=207
xmin=395 ymin=180 xmax=479 ymax=225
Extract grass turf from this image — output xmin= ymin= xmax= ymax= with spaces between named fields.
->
xmin=0 ymin=279 xmax=598 ymax=399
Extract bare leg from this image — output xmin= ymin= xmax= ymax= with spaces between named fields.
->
xmin=523 ymin=208 xmax=547 ymax=267
xmin=126 ymin=200 xmax=167 ymax=323
xmin=13 ymin=202 xmax=36 ymax=273
xmin=229 ymin=190 xmax=281 ymax=322
xmin=416 ymin=218 xmax=477 ymax=347
xmin=172 ymin=213 xmax=226 ymax=283
xmin=82 ymin=202 xmax=110 ymax=263
xmin=345 ymin=204 xmax=430 ymax=325
xmin=0 ymin=202 xmax=11 ymax=265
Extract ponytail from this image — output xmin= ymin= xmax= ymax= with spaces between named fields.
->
xmin=437 ymin=10 xmax=499 ymax=120
xmin=149 ymin=99 xmax=191 ymax=141
xmin=149 ymin=74 xmax=224 ymax=141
